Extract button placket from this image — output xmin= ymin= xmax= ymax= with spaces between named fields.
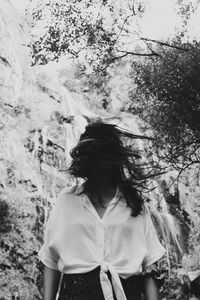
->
xmin=99 ymin=221 xmax=104 ymax=260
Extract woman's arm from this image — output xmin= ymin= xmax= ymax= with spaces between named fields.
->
xmin=143 ymin=276 xmax=160 ymax=300
xmin=43 ymin=265 xmax=61 ymax=300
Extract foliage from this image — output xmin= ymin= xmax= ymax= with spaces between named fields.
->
xmin=27 ymin=0 xmax=163 ymax=69
xmin=0 ymin=199 xmax=10 ymax=233
xmin=181 ymin=170 xmax=200 ymax=274
xmin=129 ymin=41 xmax=200 ymax=171
xmin=0 ymin=186 xmax=44 ymax=299
xmin=177 ymin=0 xmax=200 ymax=33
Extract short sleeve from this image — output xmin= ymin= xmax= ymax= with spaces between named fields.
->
xmin=38 ymin=214 xmax=60 ymax=270
xmin=142 ymin=207 xmax=165 ymax=268
xmin=38 ymin=188 xmax=70 ymax=270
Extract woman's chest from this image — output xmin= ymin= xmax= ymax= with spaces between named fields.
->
xmin=53 ymin=204 xmax=145 ymax=246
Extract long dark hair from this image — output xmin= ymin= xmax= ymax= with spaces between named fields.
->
xmin=68 ymin=121 xmax=156 ymax=217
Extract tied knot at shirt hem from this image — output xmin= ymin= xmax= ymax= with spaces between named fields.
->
xmin=100 ymin=262 xmax=127 ymax=300
xmin=38 ymin=188 xmax=166 ymax=299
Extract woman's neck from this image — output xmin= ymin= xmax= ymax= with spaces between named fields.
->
xmin=86 ymin=183 xmax=117 ymax=208
xmin=99 ymin=185 xmax=117 ymax=203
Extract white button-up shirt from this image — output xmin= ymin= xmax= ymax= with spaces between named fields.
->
xmin=38 ymin=187 xmax=165 ymax=300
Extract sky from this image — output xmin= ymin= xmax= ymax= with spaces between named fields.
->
xmin=11 ymin=0 xmax=200 ymax=41
xmin=12 ymin=0 xmax=180 ymax=39
xmin=140 ymin=0 xmax=181 ymax=39
xmin=10 ymin=0 xmax=29 ymax=11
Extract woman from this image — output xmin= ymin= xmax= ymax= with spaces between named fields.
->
xmin=39 ymin=121 xmax=165 ymax=300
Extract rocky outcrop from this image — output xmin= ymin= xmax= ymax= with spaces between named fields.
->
xmin=0 ymin=1 xmax=94 ymax=299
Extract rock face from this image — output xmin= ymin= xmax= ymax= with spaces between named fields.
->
xmin=0 ymin=1 xmax=94 ymax=299
xmin=0 ymin=0 xmax=31 ymax=106
xmin=0 ymin=2 xmax=41 ymax=298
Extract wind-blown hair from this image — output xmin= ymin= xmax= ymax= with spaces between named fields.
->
xmin=69 ymin=121 xmax=153 ymax=217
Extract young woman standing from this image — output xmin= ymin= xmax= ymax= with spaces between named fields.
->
xmin=39 ymin=122 xmax=165 ymax=300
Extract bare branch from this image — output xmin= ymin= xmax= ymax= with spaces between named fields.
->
xmin=112 ymin=49 xmax=162 ymax=60
xmin=114 ymin=13 xmax=136 ymax=45
xmin=141 ymin=37 xmax=190 ymax=51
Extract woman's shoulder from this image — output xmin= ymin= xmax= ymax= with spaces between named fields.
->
xmin=46 ymin=186 xmax=83 ymax=227
xmin=55 ymin=185 xmax=82 ymax=208
xmin=140 ymin=203 xmax=160 ymax=235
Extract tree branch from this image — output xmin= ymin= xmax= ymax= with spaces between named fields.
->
xmin=141 ymin=38 xmax=190 ymax=51
xmin=114 ymin=13 xmax=136 ymax=45
xmin=112 ymin=49 xmax=162 ymax=61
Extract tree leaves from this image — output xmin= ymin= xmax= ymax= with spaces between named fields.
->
xmin=129 ymin=41 xmax=200 ymax=169
xmin=28 ymin=0 xmax=153 ymax=69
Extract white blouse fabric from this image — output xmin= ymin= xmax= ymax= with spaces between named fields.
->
xmin=38 ymin=187 xmax=165 ymax=300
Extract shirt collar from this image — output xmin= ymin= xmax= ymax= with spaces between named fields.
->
xmin=81 ymin=187 xmax=127 ymax=208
